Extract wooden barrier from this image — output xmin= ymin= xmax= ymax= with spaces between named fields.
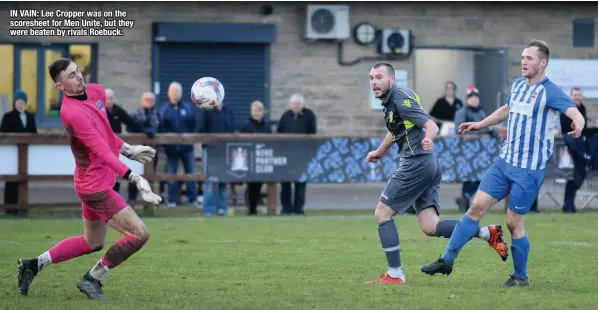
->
xmin=0 ymin=133 xmax=337 ymax=217
xmin=0 ymin=132 xmax=507 ymax=217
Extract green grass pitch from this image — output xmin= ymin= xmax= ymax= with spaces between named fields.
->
xmin=1 ymin=209 xmax=598 ymax=309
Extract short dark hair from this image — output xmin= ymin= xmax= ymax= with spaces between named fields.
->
xmin=527 ymin=39 xmax=550 ymax=60
xmin=373 ymin=63 xmax=395 ymax=76
xmin=571 ymin=87 xmax=583 ymax=95
xmin=48 ymin=58 xmax=73 ymax=83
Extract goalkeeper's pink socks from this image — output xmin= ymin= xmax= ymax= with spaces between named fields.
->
xmin=38 ymin=235 xmax=95 ymax=271
xmin=36 ymin=234 xmax=148 ymax=281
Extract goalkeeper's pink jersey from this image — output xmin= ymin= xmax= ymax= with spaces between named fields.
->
xmin=60 ymin=83 xmax=129 ymax=194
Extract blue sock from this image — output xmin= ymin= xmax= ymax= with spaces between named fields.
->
xmin=511 ymin=234 xmax=530 ymax=280
xmin=441 ymin=214 xmax=480 ymax=265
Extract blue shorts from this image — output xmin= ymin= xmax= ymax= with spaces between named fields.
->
xmin=478 ymin=157 xmax=545 ymax=215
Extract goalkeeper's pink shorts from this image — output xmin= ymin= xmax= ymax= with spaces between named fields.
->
xmin=77 ymin=189 xmax=129 ymax=222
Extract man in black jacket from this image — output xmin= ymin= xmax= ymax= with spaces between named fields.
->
xmin=130 ymin=92 xmax=164 ymax=202
xmin=560 ymin=87 xmax=597 ymax=213
xmin=240 ymin=100 xmax=272 ymax=215
xmin=277 ymin=93 xmax=317 ymax=215
xmin=104 ymin=89 xmax=142 ymax=199
xmin=104 ymin=89 xmax=141 ymax=134
xmin=1 ymin=90 xmax=37 ymax=215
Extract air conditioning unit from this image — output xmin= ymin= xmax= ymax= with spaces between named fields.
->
xmin=305 ymin=5 xmax=350 ymax=40
xmin=378 ymin=29 xmax=412 ymax=55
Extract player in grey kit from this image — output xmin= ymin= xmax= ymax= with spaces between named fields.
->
xmin=365 ymin=63 xmax=508 ymax=284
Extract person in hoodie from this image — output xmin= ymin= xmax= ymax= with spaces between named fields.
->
xmin=453 ymin=85 xmax=494 ymax=212
xmin=240 ymin=100 xmax=272 ymax=215
xmin=197 ymin=97 xmax=236 ymax=216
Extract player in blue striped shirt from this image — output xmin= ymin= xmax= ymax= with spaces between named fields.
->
xmin=420 ymin=40 xmax=586 ymax=287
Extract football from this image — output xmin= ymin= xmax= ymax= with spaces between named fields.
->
xmin=190 ymin=77 xmax=225 ymax=109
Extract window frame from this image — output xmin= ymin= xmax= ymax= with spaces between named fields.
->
xmin=573 ymin=19 xmax=595 ymax=48
xmin=1 ymin=42 xmax=98 ymax=128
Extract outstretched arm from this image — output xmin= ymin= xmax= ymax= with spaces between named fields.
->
xmin=112 ymin=108 xmax=156 ymax=163
xmin=546 ymin=88 xmax=583 ymax=138
xmin=478 ymin=104 xmax=510 ymax=129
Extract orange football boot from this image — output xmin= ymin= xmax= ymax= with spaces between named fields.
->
xmin=487 ymin=224 xmax=509 ymax=261
xmin=366 ymin=273 xmax=405 ymax=284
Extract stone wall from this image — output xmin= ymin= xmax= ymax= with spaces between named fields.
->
xmin=1 ymin=2 xmax=597 ymax=134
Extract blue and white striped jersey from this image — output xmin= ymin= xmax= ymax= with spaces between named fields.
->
xmin=499 ymin=77 xmax=575 ymax=170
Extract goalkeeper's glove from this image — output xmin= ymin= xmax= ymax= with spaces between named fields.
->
xmin=126 ymin=170 xmax=162 ymax=205
xmin=120 ymin=143 xmax=156 ymax=164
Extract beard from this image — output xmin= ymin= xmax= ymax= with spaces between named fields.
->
xmin=374 ymin=81 xmax=391 ymax=99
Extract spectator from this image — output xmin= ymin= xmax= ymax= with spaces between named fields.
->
xmin=429 ymin=81 xmax=464 ymax=134
xmin=0 ymin=90 xmax=37 ymax=215
xmin=277 ymin=93 xmax=316 ymax=216
xmin=159 ymin=82 xmax=201 ymax=208
xmin=130 ymin=92 xmax=165 ymax=202
xmin=560 ymin=87 xmax=598 ymax=213
xmin=198 ymin=95 xmax=236 ymax=216
xmin=104 ymin=89 xmax=142 ymax=134
xmin=453 ymin=85 xmax=493 ymax=212
xmin=104 ymin=89 xmax=142 ymax=200
xmin=240 ymin=100 xmax=272 ymax=215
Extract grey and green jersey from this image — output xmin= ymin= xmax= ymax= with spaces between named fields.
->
xmin=380 ymin=86 xmax=432 ymax=158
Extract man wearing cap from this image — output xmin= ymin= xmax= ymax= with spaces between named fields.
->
xmin=0 ymin=90 xmax=37 ymax=215
xmin=453 ymin=85 xmax=494 ymax=212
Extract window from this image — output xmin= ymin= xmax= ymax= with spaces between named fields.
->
xmin=4 ymin=43 xmax=97 ymax=127
xmin=0 ymin=45 xmax=15 ymax=112
xmin=44 ymin=49 xmax=62 ymax=116
xmin=573 ymin=19 xmax=595 ymax=48
xmin=70 ymin=45 xmax=93 ymax=83
xmin=19 ymin=49 xmax=38 ymax=113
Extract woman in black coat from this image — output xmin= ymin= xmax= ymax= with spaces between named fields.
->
xmin=1 ymin=90 xmax=37 ymax=215
xmin=240 ymin=100 xmax=272 ymax=215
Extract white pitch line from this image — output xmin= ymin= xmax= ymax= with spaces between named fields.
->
xmin=550 ymin=241 xmax=598 ymax=247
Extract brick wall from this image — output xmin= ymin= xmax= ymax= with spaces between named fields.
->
xmin=1 ymin=2 xmax=597 ymax=134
